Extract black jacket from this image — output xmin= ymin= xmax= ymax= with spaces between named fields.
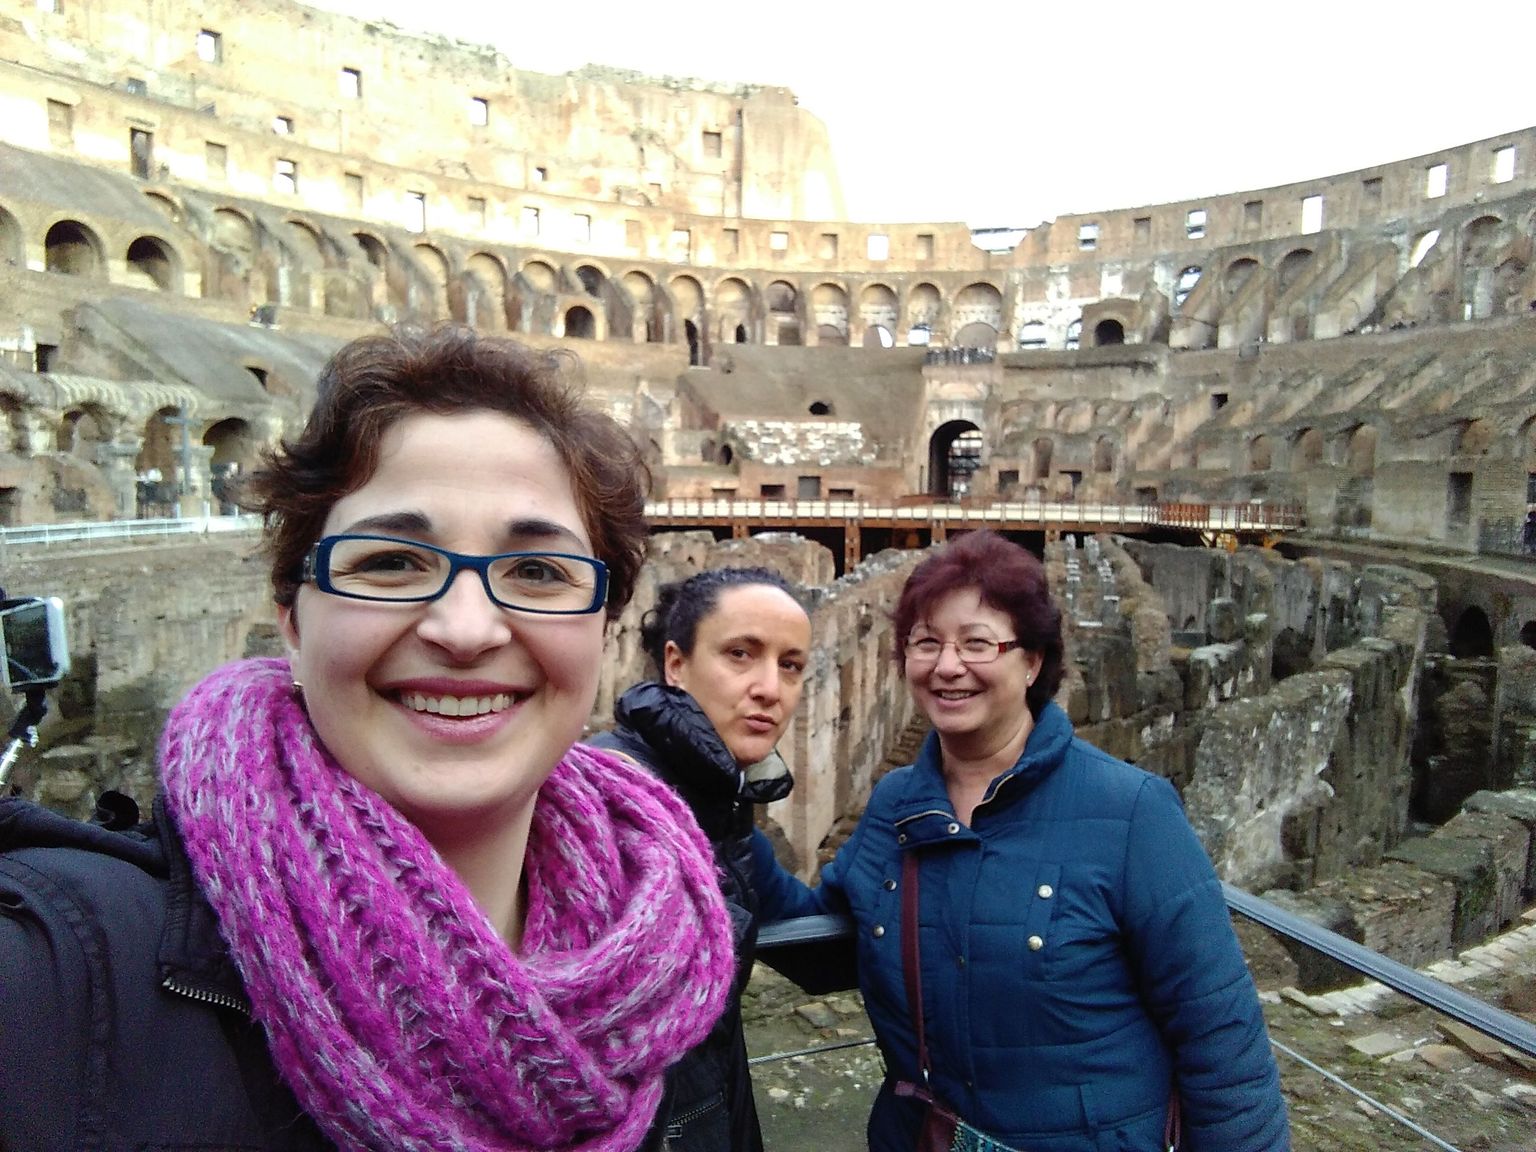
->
xmin=0 ymin=793 xmax=330 ymax=1151
xmin=588 ymin=682 xmax=793 ymax=1152
xmin=0 ymin=794 xmax=676 ymax=1152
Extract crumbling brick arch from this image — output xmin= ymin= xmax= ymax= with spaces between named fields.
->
xmin=1249 ymin=434 xmax=1274 ymax=472
xmin=1031 ymin=436 xmax=1054 ymax=483
xmin=1449 ymin=605 xmax=1494 ymax=658
xmin=620 ymin=270 xmax=663 ymax=343
xmin=562 ymin=305 xmax=595 ymax=339
xmin=671 ymin=274 xmax=705 ymax=363
xmin=953 ymin=282 xmax=1002 ymax=348
xmin=1064 ymin=317 xmax=1082 ymax=350
xmin=511 ymin=258 xmax=560 ymax=335
xmin=906 ymin=282 xmax=942 ymax=345
xmin=812 ymin=282 xmax=849 ymax=345
xmin=1461 ymin=214 xmax=1506 ymax=261
xmin=573 ymin=263 xmax=608 ymax=297
xmin=0 ymin=204 xmax=21 ymax=266
xmin=1277 ymin=248 xmax=1315 ymax=293
xmin=57 ymin=402 xmax=112 ymax=458
xmin=858 ymin=283 xmax=898 ymax=348
xmin=1092 ymin=435 xmax=1116 ymax=473
xmin=283 ymin=219 xmax=328 ymax=268
xmin=410 ymin=243 xmax=452 ymax=321
xmin=1091 ymin=318 xmax=1125 ymax=346
xmin=43 ymin=217 xmax=105 ymax=278
xmin=464 ymin=252 xmax=508 ymax=331
xmin=765 ymin=280 xmax=801 ymax=346
xmin=143 ymin=191 xmax=182 ymax=225
xmin=1292 ymin=426 xmax=1325 ymax=468
xmin=204 ymin=416 xmax=261 ymax=501
xmin=124 ymin=235 xmax=180 ymax=292
xmin=713 ymin=276 xmax=753 ymax=344
xmin=1223 ymin=257 xmax=1260 ymax=299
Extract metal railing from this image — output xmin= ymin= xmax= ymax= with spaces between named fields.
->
xmin=646 ymin=496 xmax=1303 ymax=532
xmin=756 ymin=890 xmax=1536 ymax=1060
xmin=0 ymin=515 xmax=261 ymax=548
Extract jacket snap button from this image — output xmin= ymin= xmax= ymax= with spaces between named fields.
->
xmin=873 ymin=925 xmax=886 ymax=938
xmin=884 ymin=879 xmax=897 ymax=891
xmin=1037 ymin=884 xmax=1054 ymax=899
xmin=898 ymin=833 xmax=908 ymax=844
xmin=1027 ymin=935 xmax=1044 ymax=951
xmin=946 ymin=822 xmax=960 ymax=835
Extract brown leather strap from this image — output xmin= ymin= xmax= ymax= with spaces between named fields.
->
xmin=901 ymin=850 xmax=931 ymax=1085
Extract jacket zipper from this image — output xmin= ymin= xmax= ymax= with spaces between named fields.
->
xmin=665 ymin=1090 xmax=725 ymax=1134
xmin=162 ymin=975 xmax=251 ymax=1016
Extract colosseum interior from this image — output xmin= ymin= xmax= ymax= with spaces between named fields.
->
xmin=3 ymin=2 xmax=1536 ymax=1146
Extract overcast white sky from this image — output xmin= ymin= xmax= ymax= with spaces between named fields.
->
xmin=311 ymin=0 xmax=1534 ymax=228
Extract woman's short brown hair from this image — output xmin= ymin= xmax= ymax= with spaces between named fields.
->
xmin=241 ymin=326 xmax=650 ymax=619
xmin=892 ymin=530 xmax=1065 ymax=715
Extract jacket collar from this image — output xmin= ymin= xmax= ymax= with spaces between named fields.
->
xmin=891 ymin=701 xmax=1073 ymax=844
xmin=612 ymin=681 xmax=792 ymax=805
xmin=153 ymin=793 xmax=251 ymax=1012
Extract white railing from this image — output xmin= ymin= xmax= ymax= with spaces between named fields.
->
xmin=0 ymin=514 xmax=262 ymax=548
xmin=644 ymin=498 xmax=1302 ymax=532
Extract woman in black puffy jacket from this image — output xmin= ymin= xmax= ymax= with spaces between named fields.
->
xmin=589 ymin=565 xmax=812 ymax=1152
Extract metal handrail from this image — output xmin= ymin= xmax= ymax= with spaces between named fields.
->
xmin=0 ymin=515 xmax=260 ymax=547
xmin=758 ymin=888 xmax=1536 ymax=1060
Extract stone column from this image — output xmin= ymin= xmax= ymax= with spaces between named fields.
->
xmin=95 ymin=438 xmax=143 ymax=520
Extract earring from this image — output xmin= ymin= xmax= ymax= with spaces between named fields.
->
xmin=292 ymin=678 xmax=305 ymax=696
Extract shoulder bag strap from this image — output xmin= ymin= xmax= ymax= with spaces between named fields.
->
xmin=901 ymin=850 xmax=931 ymax=1087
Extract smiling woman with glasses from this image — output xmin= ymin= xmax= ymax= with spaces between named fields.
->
xmin=754 ymin=530 xmax=1289 ymax=1152
xmin=0 ymin=327 xmax=734 ymax=1152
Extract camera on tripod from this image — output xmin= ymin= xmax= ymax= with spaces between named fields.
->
xmin=1 ymin=594 xmax=70 ymax=790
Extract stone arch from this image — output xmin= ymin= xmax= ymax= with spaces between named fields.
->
xmin=1409 ymin=230 xmax=1441 ymax=269
xmin=1463 ymin=214 xmax=1506 ymax=261
xmin=44 ymin=219 xmax=104 ymax=277
xmin=143 ymin=190 xmax=182 ymax=223
xmin=1346 ymin=424 xmax=1378 ymax=476
xmin=412 ymin=243 xmax=451 ymax=319
xmin=1293 ymin=426 xmax=1325 ymax=468
xmin=953 ymin=282 xmax=1003 ymax=338
xmin=1450 ymin=606 xmax=1494 ymax=658
xmin=58 ymin=403 xmax=110 ymax=458
xmin=1224 ymin=257 xmax=1260 ymax=298
xmin=1456 ymin=418 xmax=1495 ymax=456
xmin=765 ymin=280 xmax=800 ymax=346
xmin=0 ymin=205 xmax=21 ymax=265
xmin=353 ymin=231 xmax=388 ymax=269
xmin=714 ymin=276 xmax=752 ymax=343
xmin=672 ymin=275 xmax=704 ymax=363
xmin=204 ymin=417 xmax=260 ymax=509
xmin=1520 ymin=621 xmax=1536 ymax=651
xmin=1174 ymin=266 xmax=1202 ymax=309
xmin=812 ymin=282 xmax=849 ymax=345
xmin=929 ymin=419 xmax=982 ymax=499
xmin=574 ymin=263 xmax=607 ymax=296
xmin=1093 ymin=319 xmax=1125 ymax=346
xmin=521 ymin=259 xmax=559 ymax=293
xmin=125 ymin=235 xmax=179 ymax=291
xmin=465 ymin=252 xmax=508 ymax=330
xmin=564 ymin=305 xmax=595 ymax=339
xmin=213 ymin=209 xmax=256 ymax=254
xmin=1249 ymin=435 xmax=1274 ymax=471
xmin=954 ymin=321 xmax=997 ymax=350
xmin=1277 ymin=248 xmax=1314 ymax=292
xmin=859 ymin=283 xmax=898 ymax=341
xmin=1064 ymin=318 xmax=1082 ymax=350
xmin=136 ymin=406 xmax=183 ymax=477
xmin=623 ymin=270 xmax=662 ymax=342
xmin=284 ymin=220 xmax=326 ymax=267
xmin=907 ymin=282 xmax=942 ymax=332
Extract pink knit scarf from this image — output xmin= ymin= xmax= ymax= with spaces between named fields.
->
xmin=160 ymin=657 xmax=734 ymax=1152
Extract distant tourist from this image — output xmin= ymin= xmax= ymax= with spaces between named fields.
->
xmin=590 ymin=565 xmax=812 ymax=1152
xmin=0 ymin=327 xmax=735 ymax=1151
xmin=754 ymin=530 xmax=1291 ymax=1150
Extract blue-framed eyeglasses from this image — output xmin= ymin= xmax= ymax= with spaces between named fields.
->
xmin=301 ymin=534 xmax=609 ymax=615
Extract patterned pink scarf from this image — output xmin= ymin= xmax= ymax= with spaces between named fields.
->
xmin=160 ymin=657 xmax=733 ymax=1152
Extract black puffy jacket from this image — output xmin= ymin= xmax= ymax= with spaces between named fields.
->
xmin=1 ymin=793 xmax=676 ymax=1152
xmin=588 ymin=682 xmax=793 ymax=1152
xmin=0 ymin=793 xmax=331 ymax=1151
